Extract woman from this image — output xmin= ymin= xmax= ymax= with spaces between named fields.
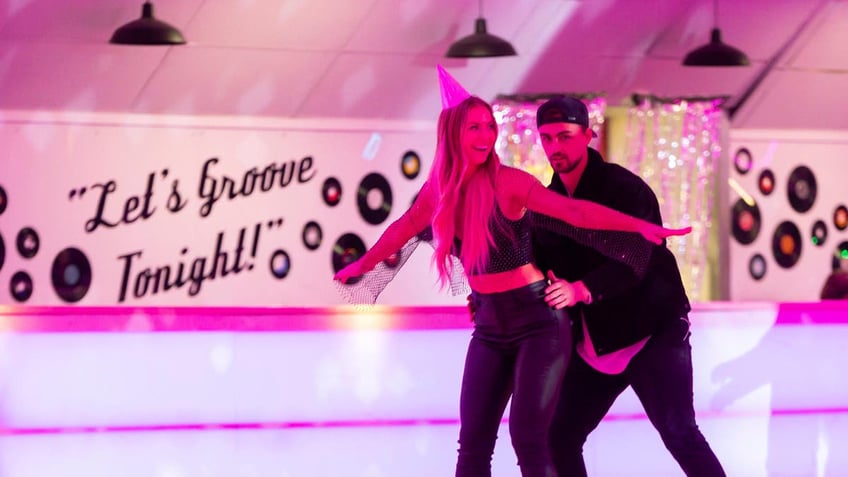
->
xmin=334 ymin=68 xmax=689 ymax=477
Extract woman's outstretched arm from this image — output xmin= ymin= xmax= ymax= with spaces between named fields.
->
xmin=334 ymin=182 xmax=435 ymax=283
xmin=500 ymin=167 xmax=690 ymax=244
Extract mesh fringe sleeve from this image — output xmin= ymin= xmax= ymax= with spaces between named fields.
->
xmin=335 ymin=226 xmax=469 ymax=305
xmin=530 ymin=212 xmax=654 ymax=279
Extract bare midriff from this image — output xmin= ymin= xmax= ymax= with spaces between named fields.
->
xmin=468 ymin=263 xmax=546 ymax=294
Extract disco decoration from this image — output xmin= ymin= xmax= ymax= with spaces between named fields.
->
xmin=51 ymin=247 xmax=92 ymax=303
xmin=10 ymin=270 xmax=33 ymax=302
xmin=786 ymin=165 xmax=817 ymax=213
xmin=269 ymin=249 xmax=291 ymax=279
xmin=357 ymin=172 xmax=393 ymax=225
xmin=302 ymin=221 xmax=323 ymax=250
xmin=16 ymin=226 xmax=40 ymax=259
xmin=832 ymin=240 xmax=848 ymax=271
xmin=0 ymin=185 xmax=7 ymax=215
xmin=401 ymin=150 xmax=421 ymax=179
xmin=834 ymin=205 xmax=848 ymax=231
xmin=623 ymin=96 xmax=723 ymax=301
xmin=332 ymin=233 xmax=367 ymax=285
xmin=811 ymin=220 xmax=828 ymax=247
xmin=758 ymin=169 xmax=775 ymax=196
xmin=731 ymin=198 xmax=761 ymax=245
xmin=322 ymin=177 xmax=342 ymax=206
xmin=749 ymin=254 xmax=766 ymax=281
xmin=772 ymin=221 xmax=802 ymax=269
xmin=733 ymin=148 xmax=753 ymax=175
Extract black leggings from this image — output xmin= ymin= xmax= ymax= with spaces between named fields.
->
xmin=456 ymin=280 xmax=571 ymax=477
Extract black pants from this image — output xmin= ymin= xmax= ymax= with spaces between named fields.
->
xmin=549 ymin=317 xmax=726 ymax=477
xmin=456 ymin=281 xmax=571 ymax=477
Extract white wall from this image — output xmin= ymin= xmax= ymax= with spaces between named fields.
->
xmin=2 ymin=302 xmax=847 ymax=477
xmin=728 ymin=129 xmax=848 ymax=301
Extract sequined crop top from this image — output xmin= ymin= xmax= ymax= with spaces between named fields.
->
xmin=336 ymin=205 xmax=655 ymax=305
xmin=455 ymin=206 xmax=534 ymax=275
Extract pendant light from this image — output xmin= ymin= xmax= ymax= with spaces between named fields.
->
xmin=683 ymin=0 xmax=749 ymax=66
xmin=110 ymin=2 xmax=186 ymax=45
xmin=446 ymin=0 xmax=516 ymax=58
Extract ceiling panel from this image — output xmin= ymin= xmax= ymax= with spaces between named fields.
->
xmin=787 ymin=1 xmax=848 ymax=70
xmin=0 ymin=0 xmax=201 ymax=43
xmin=624 ymin=57 xmax=760 ymax=103
xmin=649 ymin=0 xmax=824 ymax=62
xmin=297 ymin=54 xmax=443 ymax=120
xmin=184 ymin=0 xmax=377 ymax=50
xmin=0 ymin=42 xmax=166 ymax=111
xmin=344 ymin=0 xmax=462 ymax=55
xmin=132 ymin=47 xmax=337 ymax=117
xmin=0 ymin=0 xmax=845 ymax=130
xmin=732 ymin=69 xmax=848 ymax=130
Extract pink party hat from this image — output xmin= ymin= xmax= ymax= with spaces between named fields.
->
xmin=438 ymin=64 xmax=471 ymax=109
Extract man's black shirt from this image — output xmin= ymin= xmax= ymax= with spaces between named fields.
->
xmin=533 ymin=148 xmax=691 ymax=355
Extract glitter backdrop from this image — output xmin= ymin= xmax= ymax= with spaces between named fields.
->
xmin=491 ymin=94 xmax=722 ymax=301
xmin=625 ymin=96 xmax=725 ymax=301
xmin=493 ymin=94 xmax=606 ymax=185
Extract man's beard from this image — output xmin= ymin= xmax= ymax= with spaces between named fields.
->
xmin=551 ymin=154 xmax=580 ymax=174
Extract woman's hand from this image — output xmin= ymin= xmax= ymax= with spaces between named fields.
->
xmin=333 ymin=259 xmax=371 ymax=284
xmin=641 ymin=224 xmax=692 ymax=244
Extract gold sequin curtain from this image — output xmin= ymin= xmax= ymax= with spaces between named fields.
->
xmin=625 ymin=96 xmax=725 ymax=302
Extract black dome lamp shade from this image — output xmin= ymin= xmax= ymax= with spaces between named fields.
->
xmin=446 ymin=0 xmax=516 ymax=58
xmin=683 ymin=28 xmax=750 ymax=66
xmin=110 ymin=2 xmax=186 ymax=45
xmin=683 ymin=0 xmax=749 ymax=66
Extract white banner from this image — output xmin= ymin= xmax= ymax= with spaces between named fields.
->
xmin=0 ymin=113 xmax=460 ymax=307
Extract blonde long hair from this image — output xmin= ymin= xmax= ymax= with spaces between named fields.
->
xmin=428 ymin=96 xmax=510 ymax=287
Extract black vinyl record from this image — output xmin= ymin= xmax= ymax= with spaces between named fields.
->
xmin=832 ymin=240 xmax=848 ymax=271
xmin=787 ymin=166 xmax=817 ymax=213
xmin=749 ymin=254 xmax=766 ymax=281
xmin=0 ymin=232 xmax=5 ymax=273
xmin=10 ymin=270 xmax=33 ymax=302
xmin=270 ymin=249 xmax=291 ymax=279
xmin=0 ymin=185 xmax=7 ymax=215
xmin=834 ymin=205 xmax=848 ymax=231
xmin=357 ymin=173 xmax=393 ymax=225
xmin=772 ymin=221 xmax=802 ymax=269
xmin=302 ymin=221 xmax=323 ymax=250
xmin=51 ymin=247 xmax=92 ymax=303
xmin=322 ymin=177 xmax=342 ymax=206
xmin=332 ymin=233 xmax=367 ymax=284
xmin=16 ymin=226 xmax=40 ymax=259
xmin=733 ymin=148 xmax=753 ymax=175
xmin=811 ymin=220 xmax=828 ymax=247
xmin=731 ymin=198 xmax=761 ymax=245
xmin=401 ymin=150 xmax=421 ymax=179
xmin=758 ymin=169 xmax=775 ymax=196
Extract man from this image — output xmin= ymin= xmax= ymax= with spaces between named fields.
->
xmin=532 ymin=96 xmax=725 ymax=477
